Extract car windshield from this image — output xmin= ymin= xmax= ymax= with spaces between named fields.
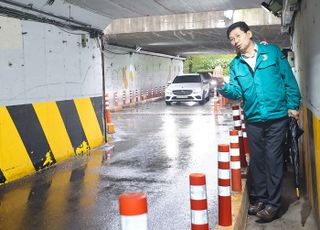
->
xmin=172 ymin=75 xmax=201 ymax=83
xmin=200 ymin=73 xmax=212 ymax=80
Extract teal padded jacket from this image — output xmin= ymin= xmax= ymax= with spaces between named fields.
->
xmin=219 ymin=43 xmax=301 ymax=123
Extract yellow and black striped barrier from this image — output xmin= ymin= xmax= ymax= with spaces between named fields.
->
xmin=0 ymin=96 xmax=104 ymax=185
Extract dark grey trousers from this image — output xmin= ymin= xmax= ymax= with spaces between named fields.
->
xmin=246 ymin=117 xmax=288 ymax=209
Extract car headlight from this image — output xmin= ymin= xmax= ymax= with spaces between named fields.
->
xmin=193 ymin=89 xmax=202 ymax=94
xmin=165 ymin=89 xmax=173 ymax=95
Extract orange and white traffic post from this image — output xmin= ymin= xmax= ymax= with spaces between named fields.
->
xmin=241 ymin=111 xmax=250 ymax=165
xmin=232 ymin=105 xmax=247 ymax=168
xmin=189 ymin=173 xmax=209 ymax=230
xmin=119 ymin=192 xmax=148 ymax=230
xmin=229 ymin=130 xmax=242 ymax=192
xmin=114 ymin=92 xmax=119 ymax=111
xmin=122 ymin=90 xmax=127 ymax=107
xmin=214 ymin=99 xmax=218 ymax=113
xmin=135 ymin=89 xmax=139 ymax=104
xmin=129 ymin=90 xmax=133 ymax=106
xmin=105 ymin=93 xmax=115 ymax=134
xmin=218 ymin=144 xmax=232 ymax=227
xmin=219 ymin=95 xmax=224 ymax=108
xmin=140 ymin=89 xmax=144 ymax=102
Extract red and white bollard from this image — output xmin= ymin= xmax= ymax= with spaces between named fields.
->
xmin=229 ymin=130 xmax=242 ymax=192
xmin=114 ymin=92 xmax=119 ymax=111
xmin=140 ymin=89 xmax=144 ymax=102
xmin=135 ymin=89 xmax=139 ymax=104
xmin=241 ymin=111 xmax=250 ymax=165
xmin=122 ymin=90 xmax=126 ymax=107
xmin=119 ymin=192 xmax=148 ymax=230
xmin=232 ymin=105 xmax=241 ymax=129
xmin=129 ymin=90 xmax=133 ymax=106
xmin=189 ymin=173 xmax=209 ymax=230
xmin=232 ymin=105 xmax=247 ymax=168
xmin=155 ymin=87 xmax=158 ymax=97
xmin=218 ymin=144 xmax=232 ymax=227
xmin=146 ymin=89 xmax=149 ymax=100
xmin=151 ymin=88 xmax=154 ymax=98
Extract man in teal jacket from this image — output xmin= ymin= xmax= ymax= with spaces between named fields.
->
xmin=212 ymin=21 xmax=301 ymax=222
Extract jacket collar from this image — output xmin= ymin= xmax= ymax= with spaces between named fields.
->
xmin=236 ymin=42 xmax=271 ymax=69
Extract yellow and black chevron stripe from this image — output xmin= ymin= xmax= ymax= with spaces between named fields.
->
xmin=0 ymin=168 xmax=5 ymax=184
xmin=0 ymin=96 xmax=104 ymax=185
xmin=302 ymin=105 xmax=320 ymax=218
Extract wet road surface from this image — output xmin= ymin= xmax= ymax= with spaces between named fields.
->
xmin=0 ymin=99 xmax=234 ymax=230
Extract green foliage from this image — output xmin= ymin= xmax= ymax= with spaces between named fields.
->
xmin=184 ymin=54 xmax=236 ymax=75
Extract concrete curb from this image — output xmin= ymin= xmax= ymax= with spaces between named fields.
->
xmin=215 ymin=178 xmax=248 ymax=230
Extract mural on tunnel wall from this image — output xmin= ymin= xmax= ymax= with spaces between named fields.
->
xmin=104 ymin=49 xmax=183 ymax=108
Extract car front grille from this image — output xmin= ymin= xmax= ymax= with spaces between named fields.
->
xmin=173 ymin=90 xmax=192 ymax=95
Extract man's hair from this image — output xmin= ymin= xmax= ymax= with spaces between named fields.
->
xmin=226 ymin=21 xmax=250 ymax=38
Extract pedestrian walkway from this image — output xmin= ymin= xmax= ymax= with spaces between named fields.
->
xmin=246 ymin=169 xmax=318 ymax=229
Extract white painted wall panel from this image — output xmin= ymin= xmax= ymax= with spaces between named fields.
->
xmin=0 ymin=17 xmax=102 ymax=106
xmin=23 ymin=22 xmax=47 ymax=101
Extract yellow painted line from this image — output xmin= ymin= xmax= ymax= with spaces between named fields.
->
xmin=0 ymin=107 xmax=34 ymax=182
xmin=312 ymin=113 xmax=320 ymax=217
xmin=303 ymin=106 xmax=313 ymax=205
xmin=33 ymin=102 xmax=75 ymax=162
xmin=74 ymin=98 xmax=104 ymax=148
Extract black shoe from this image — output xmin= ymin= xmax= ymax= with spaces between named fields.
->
xmin=256 ymin=205 xmax=278 ymax=222
xmin=248 ymin=201 xmax=265 ymax=215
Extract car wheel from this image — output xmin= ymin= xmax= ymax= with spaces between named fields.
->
xmin=199 ymin=91 xmax=206 ymax=105
xmin=165 ymin=101 xmax=171 ymax=105
xmin=206 ymin=92 xmax=210 ymax=101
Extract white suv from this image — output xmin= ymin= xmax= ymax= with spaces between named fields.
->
xmin=165 ymin=74 xmax=210 ymax=105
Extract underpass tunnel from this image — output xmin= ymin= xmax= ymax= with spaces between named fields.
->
xmin=0 ymin=0 xmax=320 ymax=228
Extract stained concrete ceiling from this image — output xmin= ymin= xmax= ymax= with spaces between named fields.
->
xmin=1 ymin=0 xmax=289 ymax=56
xmin=105 ymin=24 xmax=289 ymax=57
xmin=65 ymin=0 xmax=265 ymax=19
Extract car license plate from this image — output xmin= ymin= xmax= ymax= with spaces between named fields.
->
xmin=176 ymin=95 xmax=188 ymax=98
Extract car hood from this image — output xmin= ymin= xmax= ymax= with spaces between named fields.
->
xmin=168 ymin=83 xmax=203 ymax=90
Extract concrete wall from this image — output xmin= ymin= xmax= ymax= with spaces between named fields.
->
xmin=104 ymin=46 xmax=183 ymax=109
xmin=0 ymin=15 xmax=183 ymax=184
xmin=0 ymin=16 xmax=103 ymax=106
xmin=0 ymin=16 xmax=104 ymax=184
xmin=292 ymin=0 xmax=320 ymax=227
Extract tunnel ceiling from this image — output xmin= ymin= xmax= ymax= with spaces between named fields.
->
xmin=1 ymin=0 xmax=288 ymax=56
xmin=105 ymin=25 xmax=289 ymax=57
xmin=65 ymin=0 xmax=264 ymax=19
